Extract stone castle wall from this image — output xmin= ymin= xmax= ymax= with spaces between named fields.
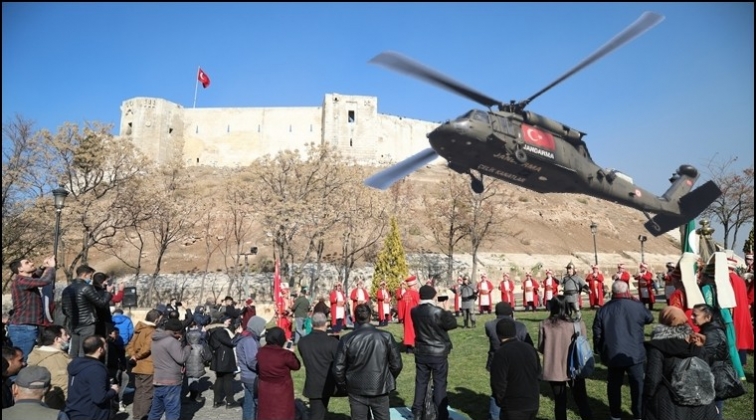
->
xmin=119 ymin=94 xmax=442 ymax=167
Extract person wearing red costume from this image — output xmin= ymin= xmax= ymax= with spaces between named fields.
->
xmin=586 ymin=265 xmax=605 ymax=308
xmin=401 ymin=276 xmax=421 ymax=352
xmin=521 ymin=274 xmax=538 ymax=312
xmin=662 ymin=262 xmax=676 ymax=301
xmin=634 ymin=263 xmax=656 ymax=311
xmin=541 ymin=269 xmax=559 ymax=308
xmin=498 ymin=274 xmax=515 ymax=308
xmin=666 ymin=262 xmax=698 ymax=332
xmin=727 ymin=256 xmax=754 ymax=366
xmin=349 ymin=279 xmax=370 ymax=318
xmin=396 ymin=282 xmax=408 ymax=323
xmin=452 ymin=276 xmax=463 ymax=316
xmin=613 ymin=263 xmax=631 ymax=284
xmin=329 ymin=283 xmax=347 ymax=333
xmin=375 ymin=281 xmax=392 ymax=327
xmin=477 ymin=274 xmax=494 ymax=314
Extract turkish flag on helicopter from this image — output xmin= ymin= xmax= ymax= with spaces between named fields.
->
xmin=197 ymin=68 xmax=211 ymax=88
xmin=521 ymin=124 xmax=556 ymax=151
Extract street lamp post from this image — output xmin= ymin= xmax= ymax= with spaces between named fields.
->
xmin=52 ymin=185 xmax=70 ymax=265
xmin=638 ymin=235 xmax=648 ymax=264
xmin=590 ymin=221 xmax=598 ymax=266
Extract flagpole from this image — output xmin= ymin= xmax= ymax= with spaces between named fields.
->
xmin=193 ymin=65 xmax=199 ymax=108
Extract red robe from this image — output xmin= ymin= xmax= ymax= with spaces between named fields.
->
xmin=635 ymin=271 xmax=655 ymax=304
xmin=395 ymin=287 xmax=407 ymax=322
xmin=376 ymin=288 xmax=391 ymax=321
xmin=586 ymin=272 xmax=605 ymax=307
xmin=729 ymin=272 xmax=754 ymax=351
xmin=277 ymin=314 xmax=292 ymax=340
xmin=499 ymin=280 xmax=515 ymax=306
xmin=614 ymin=270 xmax=631 ymax=284
xmin=541 ymin=276 xmax=558 ymax=306
xmin=453 ymin=283 xmax=462 ymax=312
xmin=329 ymin=289 xmax=346 ymax=326
xmin=350 ymin=287 xmax=370 ymax=317
xmin=668 ymin=288 xmax=698 ymax=332
xmin=402 ymin=289 xmax=420 ymax=347
xmin=521 ymin=278 xmax=539 ymax=304
xmin=477 ymin=279 xmax=494 ymax=311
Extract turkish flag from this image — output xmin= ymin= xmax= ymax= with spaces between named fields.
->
xmin=521 ymin=124 xmax=555 ymax=151
xmin=198 ymin=68 xmax=210 ymax=88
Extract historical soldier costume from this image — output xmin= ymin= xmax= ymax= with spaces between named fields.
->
xmin=586 ymin=265 xmax=605 ymax=308
xmin=498 ymin=274 xmax=515 ymax=308
xmin=541 ymin=270 xmax=558 ymax=309
xmin=477 ymin=275 xmax=494 ymax=314
xmin=634 ymin=263 xmax=656 ymax=310
xmin=329 ymin=284 xmax=346 ymax=333
xmin=375 ymin=282 xmax=391 ymax=327
xmin=521 ymin=274 xmax=538 ymax=312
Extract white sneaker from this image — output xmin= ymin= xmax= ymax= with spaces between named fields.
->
xmin=118 ymin=402 xmax=127 ymax=413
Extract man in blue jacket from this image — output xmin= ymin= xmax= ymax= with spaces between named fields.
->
xmin=593 ymin=281 xmax=653 ymax=420
xmin=64 ymin=335 xmax=118 ymax=420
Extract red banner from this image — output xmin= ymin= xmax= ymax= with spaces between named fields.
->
xmin=198 ymin=68 xmax=211 ymax=88
xmin=274 ymin=257 xmax=283 ymax=313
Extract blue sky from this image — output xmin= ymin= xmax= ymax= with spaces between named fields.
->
xmin=3 ymin=2 xmax=753 ymax=250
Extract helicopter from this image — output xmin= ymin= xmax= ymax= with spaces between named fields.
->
xmin=364 ymin=11 xmax=722 ymax=237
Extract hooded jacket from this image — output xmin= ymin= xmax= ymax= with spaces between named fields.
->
xmin=237 ymin=316 xmax=266 ymax=385
xmin=185 ymin=328 xmax=211 ymax=378
xmin=151 ymin=328 xmax=191 ymax=386
xmin=64 ymin=356 xmax=117 ymax=420
xmin=112 ymin=313 xmax=134 ymax=345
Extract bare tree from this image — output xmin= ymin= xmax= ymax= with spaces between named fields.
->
xmin=422 ymin=171 xmax=471 ymax=283
xmin=143 ymin=163 xmax=202 ymax=306
xmin=198 ymin=204 xmax=224 ymax=303
xmin=1 ymin=115 xmax=52 ymax=287
xmin=42 ymin=122 xmax=148 ymax=281
xmin=216 ymin=175 xmax=256 ymax=298
xmin=468 ymin=179 xmax=514 ymax=281
xmin=701 ymin=156 xmax=754 ymax=249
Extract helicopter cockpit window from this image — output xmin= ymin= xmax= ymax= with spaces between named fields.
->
xmin=469 ymin=110 xmax=489 ymax=124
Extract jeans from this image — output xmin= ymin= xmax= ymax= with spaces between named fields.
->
xmin=715 ymin=399 xmax=724 ymax=420
xmin=71 ymin=324 xmax=95 ymax=357
xmin=412 ymin=355 xmax=449 ymax=420
xmin=7 ymin=324 xmax=38 ymax=363
xmin=294 ymin=317 xmax=306 ymax=344
xmin=348 ymin=393 xmax=389 ymax=420
xmin=242 ymin=382 xmax=257 ymax=420
xmin=607 ymin=363 xmax=644 ymax=419
xmin=148 ymin=384 xmax=182 ymax=420
xmin=489 ymin=395 xmax=500 ymax=420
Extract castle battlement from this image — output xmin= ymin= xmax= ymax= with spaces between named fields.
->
xmin=119 ymin=94 xmax=443 ymax=167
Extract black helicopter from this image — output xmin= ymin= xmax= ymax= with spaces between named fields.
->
xmin=364 ymin=11 xmax=722 ymax=237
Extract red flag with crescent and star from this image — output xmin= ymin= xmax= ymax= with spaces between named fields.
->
xmin=197 ymin=68 xmax=211 ymax=88
xmin=521 ymin=124 xmax=556 ymax=151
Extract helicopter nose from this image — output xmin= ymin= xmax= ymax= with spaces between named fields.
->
xmin=428 ymin=120 xmax=471 ymax=147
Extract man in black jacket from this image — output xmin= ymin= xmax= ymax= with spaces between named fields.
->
xmin=298 ymin=312 xmax=339 ymax=420
xmin=410 ymin=285 xmax=458 ymax=420
xmin=333 ymin=304 xmax=402 ymax=420
xmin=485 ymin=302 xmax=533 ymax=420
xmin=62 ymin=265 xmax=112 ymax=357
xmin=490 ymin=317 xmax=541 ymax=420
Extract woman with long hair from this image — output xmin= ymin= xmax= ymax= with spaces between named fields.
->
xmin=538 ymin=296 xmax=593 ymax=420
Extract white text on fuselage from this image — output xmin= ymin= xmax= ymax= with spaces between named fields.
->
xmin=477 ymin=164 xmax=527 ymax=183
xmin=492 ymin=153 xmax=542 ymax=172
xmin=522 ymin=145 xmax=555 ymax=159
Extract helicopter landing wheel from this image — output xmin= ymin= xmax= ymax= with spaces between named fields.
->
xmin=470 ymin=175 xmax=484 ymax=194
xmin=514 ymin=148 xmax=528 ymax=164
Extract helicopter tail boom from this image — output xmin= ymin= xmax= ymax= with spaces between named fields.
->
xmin=643 ymin=180 xmax=722 ymax=236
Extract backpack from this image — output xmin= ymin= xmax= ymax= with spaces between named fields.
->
xmin=663 ymin=356 xmax=715 ymax=406
xmin=567 ymin=321 xmax=594 ymax=380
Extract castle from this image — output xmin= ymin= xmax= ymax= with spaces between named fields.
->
xmin=119 ymin=94 xmax=443 ymax=167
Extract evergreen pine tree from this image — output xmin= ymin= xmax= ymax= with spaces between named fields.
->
xmin=743 ymin=226 xmax=754 ymax=254
xmin=373 ymin=216 xmax=409 ymax=297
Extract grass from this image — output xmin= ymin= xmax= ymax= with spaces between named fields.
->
xmin=290 ymin=309 xmax=755 ymax=420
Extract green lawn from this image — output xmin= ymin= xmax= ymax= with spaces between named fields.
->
xmin=290 ymin=309 xmax=755 ymax=420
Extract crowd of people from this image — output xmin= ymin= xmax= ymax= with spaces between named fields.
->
xmin=1 ymin=250 xmax=753 ymax=420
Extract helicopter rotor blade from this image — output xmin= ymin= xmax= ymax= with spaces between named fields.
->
xmin=517 ymin=11 xmax=665 ymax=109
xmin=370 ymin=51 xmax=503 ymax=109
xmin=364 ymin=147 xmax=439 ymax=190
